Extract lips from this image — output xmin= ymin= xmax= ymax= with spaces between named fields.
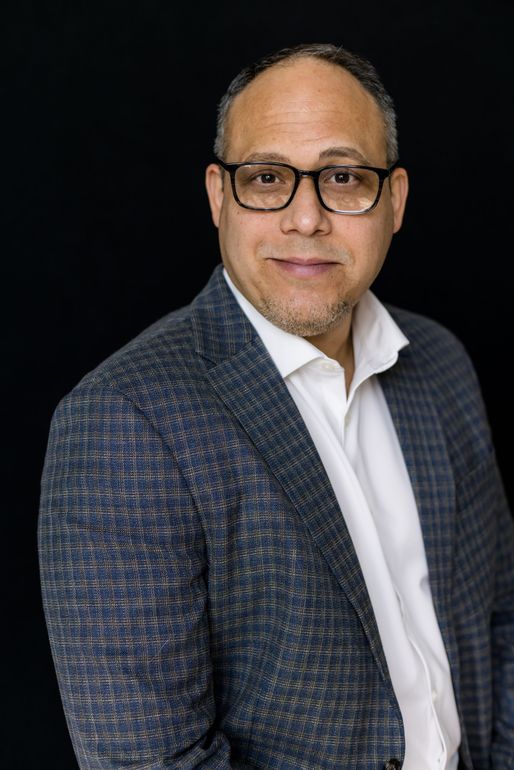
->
xmin=270 ymin=257 xmax=338 ymax=277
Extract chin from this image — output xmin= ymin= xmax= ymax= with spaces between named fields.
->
xmin=258 ymin=295 xmax=353 ymax=337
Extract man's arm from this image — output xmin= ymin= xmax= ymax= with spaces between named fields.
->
xmin=491 ymin=460 xmax=514 ymax=768
xmin=38 ymin=382 xmax=234 ymax=770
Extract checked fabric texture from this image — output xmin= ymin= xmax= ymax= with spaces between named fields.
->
xmin=39 ymin=266 xmax=514 ymax=770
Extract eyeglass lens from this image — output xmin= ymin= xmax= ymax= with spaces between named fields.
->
xmin=234 ymin=164 xmax=380 ymax=212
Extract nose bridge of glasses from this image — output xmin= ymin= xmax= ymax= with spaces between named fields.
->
xmin=293 ymin=168 xmax=323 ymax=200
xmin=298 ymin=168 xmax=316 ymax=177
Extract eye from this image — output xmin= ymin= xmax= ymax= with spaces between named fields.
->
xmin=246 ymin=168 xmax=289 ymax=186
xmin=256 ymin=172 xmax=280 ymax=184
xmin=329 ymin=170 xmax=359 ymax=185
xmin=236 ymin=165 xmax=288 ymax=190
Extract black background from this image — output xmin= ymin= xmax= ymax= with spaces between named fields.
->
xmin=4 ymin=1 xmax=513 ymax=767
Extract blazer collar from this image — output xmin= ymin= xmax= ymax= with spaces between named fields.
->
xmin=191 ymin=264 xmax=255 ymax=364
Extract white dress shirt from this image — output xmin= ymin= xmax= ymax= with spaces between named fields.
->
xmin=224 ymin=269 xmax=461 ymax=770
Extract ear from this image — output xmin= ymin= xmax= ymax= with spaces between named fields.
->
xmin=205 ymin=163 xmax=225 ymax=228
xmin=389 ymin=166 xmax=409 ymax=233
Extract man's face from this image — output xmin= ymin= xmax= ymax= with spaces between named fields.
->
xmin=206 ymin=57 xmax=408 ymax=339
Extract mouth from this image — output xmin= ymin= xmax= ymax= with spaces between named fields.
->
xmin=269 ymin=256 xmax=339 ymax=278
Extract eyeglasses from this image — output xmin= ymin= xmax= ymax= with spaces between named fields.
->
xmin=216 ymin=157 xmax=397 ymax=215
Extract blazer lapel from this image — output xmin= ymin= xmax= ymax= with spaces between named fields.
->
xmin=379 ymin=349 xmax=460 ymax=688
xmin=191 ymin=267 xmax=392 ymax=688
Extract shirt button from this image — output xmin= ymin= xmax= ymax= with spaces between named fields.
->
xmin=432 ymin=689 xmax=438 ymax=702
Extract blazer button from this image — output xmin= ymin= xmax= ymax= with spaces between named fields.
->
xmin=384 ymin=760 xmax=402 ymax=770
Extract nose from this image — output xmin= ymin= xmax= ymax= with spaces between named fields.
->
xmin=279 ymin=175 xmax=331 ymax=236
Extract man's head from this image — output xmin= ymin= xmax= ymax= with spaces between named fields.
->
xmin=205 ymin=43 xmax=408 ymax=342
xmin=214 ymin=43 xmax=399 ymax=167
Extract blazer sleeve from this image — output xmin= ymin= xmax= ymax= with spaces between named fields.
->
xmin=38 ymin=382 xmax=235 ymax=770
xmin=491 ymin=458 xmax=514 ymax=768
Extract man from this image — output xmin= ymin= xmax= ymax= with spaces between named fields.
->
xmin=39 ymin=43 xmax=514 ymax=770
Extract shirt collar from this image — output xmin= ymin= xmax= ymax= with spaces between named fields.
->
xmin=223 ymin=268 xmax=409 ymax=382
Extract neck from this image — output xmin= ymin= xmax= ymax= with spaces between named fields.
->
xmin=304 ymin=311 xmax=355 ymax=392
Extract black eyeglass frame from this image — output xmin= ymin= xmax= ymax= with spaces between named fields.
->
xmin=215 ymin=157 xmax=398 ymax=215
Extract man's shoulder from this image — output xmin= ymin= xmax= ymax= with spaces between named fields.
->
xmin=59 ymin=270 xmax=229 ymax=417
xmin=75 ymin=300 xmax=197 ymax=396
xmin=384 ymin=302 xmax=488 ymax=416
xmin=385 ymin=302 xmax=472 ymax=374
xmin=387 ymin=300 xmax=493 ymax=421
xmin=386 ymin=302 xmax=458 ymax=344
xmin=53 ymin=264 xmax=247 ymax=423
xmin=71 ymin=264 xmax=223 ymax=378
xmin=384 ymin=302 xmax=494 ymax=465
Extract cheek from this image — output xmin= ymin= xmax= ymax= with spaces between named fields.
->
xmin=338 ymin=215 xmax=393 ymax=281
xmin=365 ymin=215 xmax=393 ymax=260
xmin=220 ymin=206 xmax=267 ymax=265
xmin=219 ymin=204 xmax=244 ymax=261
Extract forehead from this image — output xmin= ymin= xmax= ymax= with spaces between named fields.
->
xmin=225 ymin=58 xmax=387 ymax=165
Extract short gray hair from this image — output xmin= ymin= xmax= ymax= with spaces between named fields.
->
xmin=214 ymin=43 xmax=399 ymax=167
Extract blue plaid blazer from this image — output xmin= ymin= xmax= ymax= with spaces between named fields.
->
xmin=39 ymin=265 xmax=514 ymax=770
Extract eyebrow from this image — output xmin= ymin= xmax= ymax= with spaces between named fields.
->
xmin=243 ymin=146 xmax=372 ymax=166
xmin=319 ymin=146 xmax=371 ymax=165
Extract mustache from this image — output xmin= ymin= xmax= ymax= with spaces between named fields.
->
xmin=259 ymin=242 xmax=352 ymax=263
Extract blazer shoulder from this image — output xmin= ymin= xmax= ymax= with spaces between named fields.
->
xmin=386 ymin=302 xmax=495 ymax=461
xmin=386 ymin=303 xmax=479 ymax=384
xmin=387 ymin=303 xmax=467 ymax=360
xmin=59 ymin=299 xmax=201 ymax=412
